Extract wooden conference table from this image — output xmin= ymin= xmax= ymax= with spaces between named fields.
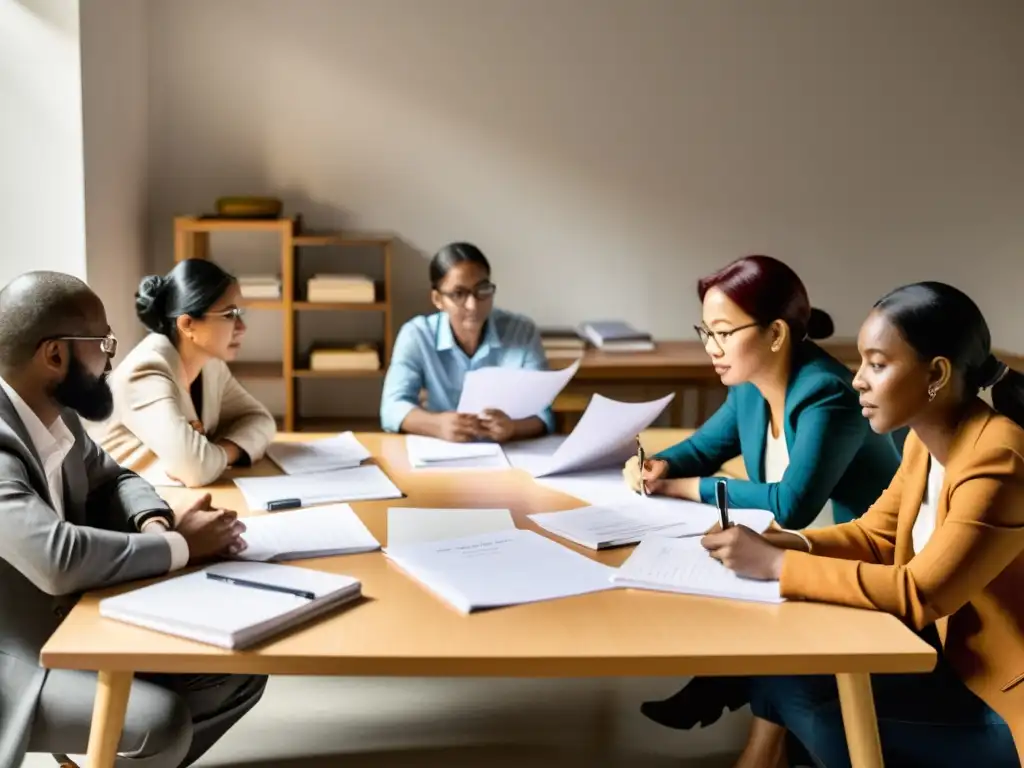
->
xmin=41 ymin=431 xmax=935 ymax=768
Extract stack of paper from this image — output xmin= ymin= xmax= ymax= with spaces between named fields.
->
xmin=405 ymin=436 xmax=509 ymax=470
xmin=100 ymin=561 xmax=363 ymax=649
xmin=456 ymin=360 xmax=581 ymax=419
xmin=531 ymin=502 xmax=774 ymax=550
xmin=387 ymin=507 xmax=516 ymax=546
xmin=240 ymin=504 xmax=380 ymax=561
xmin=265 ymin=433 xmax=371 ymax=475
xmin=613 ymin=536 xmax=783 ymax=604
xmin=234 ymin=465 xmax=403 ymax=511
xmin=384 ymin=529 xmax=616 ymax=613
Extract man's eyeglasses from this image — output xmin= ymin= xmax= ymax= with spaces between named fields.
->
xmin=48 ymin=333 xmax=118 ymax=358
xmin=694 ymin=322 xmax=759 ymax=350
xmin=205 ymin=307 xmax=246 ymax=322
xmin=437 ymin=282 xmax=497 ymax=306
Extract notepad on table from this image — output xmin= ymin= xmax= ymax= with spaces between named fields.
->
xmin=265 ymin=432 xmax=371 ymax=475
xmin=99 ymin=561 xmax=363 ymax=649
xmin=405 ymin=436 xmax=509 ymax=470
xmin=233 ymin=465 xmax=402 ymax=511
xmin=384 ymin=529 xmax=615 ymax=613
xmin=613 ymin=536 xmax=783 ymax=604
xmin=386 ymin=507 xmax=516 ymax=546
xmin=239 ymin=504 xmax=380 ymax=561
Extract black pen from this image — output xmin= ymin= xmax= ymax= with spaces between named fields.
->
xmin=715 ymin=479 xmax=731 ymax=529
xmin=266 ymin=498 xmax=302 ymax=511
xmin=206 ymin=572 xmax=316 ymax=601
xmin=636 ymin=435 xmax=648 ymax=497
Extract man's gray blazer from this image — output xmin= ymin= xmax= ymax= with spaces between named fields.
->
xmin=0 ymin=387 xmax=176 ymax=768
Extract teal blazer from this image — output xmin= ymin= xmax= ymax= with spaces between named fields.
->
xmin=655 ymin=342 xmax=900 ymax=529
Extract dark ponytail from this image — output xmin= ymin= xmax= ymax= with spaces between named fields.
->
xmin=873 ymin=281 xmax=1024 ymax=429
xmin=136 ymin=259 xmax=235 ymax=340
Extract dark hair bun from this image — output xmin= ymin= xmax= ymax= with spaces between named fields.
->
xmin=135 ymin=275 xmax=170 ymax=333
xmin=806 ymin=307 xmax=834 ymax=340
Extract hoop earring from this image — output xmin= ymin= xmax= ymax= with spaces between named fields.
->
xmin=927 ymin=385 xmax=938 ymax=402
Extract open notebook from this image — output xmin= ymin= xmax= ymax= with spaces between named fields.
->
xmin=612 ymin=536 xmax=783 ymax=604
xmin=99 ymin=562 xmax=362 ymax=649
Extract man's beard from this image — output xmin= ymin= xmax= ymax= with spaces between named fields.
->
xmin=53 ymin=351 xmax=114 ymax=422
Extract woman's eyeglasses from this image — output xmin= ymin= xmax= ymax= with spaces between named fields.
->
xmin=205 ymin=307 xmax=246 ymax=322
xmin=694 ymin=322 xmax=759 ymax=350
xmin=437 ymin=282 xmax=497 ymax=306
xmin=47 ymin=332 xmax=119 ymax=358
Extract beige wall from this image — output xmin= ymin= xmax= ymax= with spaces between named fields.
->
xmin=143 ymin=0 xmax=1024 ymax=346
xmin=80 ymin=0 xmax=150 ymax=350
xmin=0 ymin=0 xmax=86 ymax=286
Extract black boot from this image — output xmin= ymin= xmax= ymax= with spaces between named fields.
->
xmin=640 ymin=676 xmax=750 ymax=730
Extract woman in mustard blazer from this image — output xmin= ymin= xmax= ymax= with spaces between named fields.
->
xmin=703 ymin=282 xmax=1024 ymax=767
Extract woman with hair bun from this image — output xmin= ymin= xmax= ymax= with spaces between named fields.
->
xmin=98 ymin=259 xmax=275 ymax=487
xmin=629 ymin=255 xmax=901 ymax=734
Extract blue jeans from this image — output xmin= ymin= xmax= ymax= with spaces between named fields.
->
xmin=750 ymin=661 xmax=1017 ymax=768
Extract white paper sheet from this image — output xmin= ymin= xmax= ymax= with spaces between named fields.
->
xmin=613 ymin=536 xmax=783 ymax=604
xmin=405 ymin=436 xmax=509 ymax=469
xmin=502 ymin=435 xmax=568 ymax=474
xmin=384 ymin=529 xmax=616 ymax=613
xmin=265 ymin=433 xmax=371 ymax=475
xmin=536 ymin=468 xmax=775 ymax=537
xmin=456 ymin=360 xmax=581 ymax=419
xmin=387 ymin=508 xmax=516 ymax=546
xmin=533 ymin=394 xmax=674 ymax=477
xmin=531 ymin=504 xmax=708 ymax=549
xmin=239 ymin=504 xmax=381 ymax=561
xmin=233 ymin=465 xmax=403 ymax=511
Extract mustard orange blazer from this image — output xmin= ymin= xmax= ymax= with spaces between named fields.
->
xmin=781 ymin=399 xmax=1024 ymax=754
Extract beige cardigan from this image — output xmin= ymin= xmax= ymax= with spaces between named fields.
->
xmin=98 ymin=334 xmax=276 ymax=487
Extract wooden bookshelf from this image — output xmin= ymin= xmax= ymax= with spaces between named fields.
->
xmin=174 ymin=215 xmax=394 ymax=431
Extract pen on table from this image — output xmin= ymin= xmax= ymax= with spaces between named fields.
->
xmin=715 ymin=479 xmax=731 ymax=529
xmin=206 ymin=572 xmax=316 ymax=601
xmin=636 ymin=435 xmax=648 ymax=497
xmin=266 ymin=498 xmax=302 ymax=511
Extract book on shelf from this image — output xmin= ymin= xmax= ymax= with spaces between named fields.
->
xmin=306 ymin=274 xmax=376 ymax=303
xmin=238 ymin=274 xmax=282 ymax=300
xmin=578 ymin=320 xmax=655 ymax=352
xmin=308 ymin=343 xmax=381 ymax=372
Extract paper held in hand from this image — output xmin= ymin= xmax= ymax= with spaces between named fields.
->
xmin=456 ymin=359 xmax=581 ymax=419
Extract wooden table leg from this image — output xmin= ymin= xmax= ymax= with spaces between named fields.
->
xmin=836 ymin=672 xmax=883 ymax=768
xmin=86 ymin=670 xmax=134 ymax=768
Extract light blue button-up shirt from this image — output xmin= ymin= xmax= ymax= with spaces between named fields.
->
xmin=380 ymin=308 xmax=555 ymax=434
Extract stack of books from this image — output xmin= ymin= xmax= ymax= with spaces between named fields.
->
xmin=308 ymin=343 xmax=381 ymax=372
xmin=306 ymin=274 xmax=376 ymax=303
xmin=539 ymin=327 xmax=587 ymax=359
xmin=238 ymin=274 xmax=282 ymax=300
xmin=578 ymin=320 xmax=655 ymax=352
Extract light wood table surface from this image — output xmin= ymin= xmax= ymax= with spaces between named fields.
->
xmin=41 ymin=430 xmax=934 ymax=768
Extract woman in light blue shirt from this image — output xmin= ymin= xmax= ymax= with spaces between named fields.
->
xmin=380 ymin=243 xmax=554 ymax=443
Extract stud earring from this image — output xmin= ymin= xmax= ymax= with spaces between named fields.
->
xmin=927 ymin=385 xmax=938 ymax=402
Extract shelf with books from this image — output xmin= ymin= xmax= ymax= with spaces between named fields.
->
xmin=174 ymin=215 xmax=395 ymax=431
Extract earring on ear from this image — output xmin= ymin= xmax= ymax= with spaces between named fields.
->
xmin=927 ymin=385 xmax=939 ymax=402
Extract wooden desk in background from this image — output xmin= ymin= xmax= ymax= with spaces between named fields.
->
xmin=42 ymin=431 xmax=934 ymax=768
xmin=550 ymin=341 xmax=1024 ymax=429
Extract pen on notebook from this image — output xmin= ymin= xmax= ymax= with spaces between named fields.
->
xmin=266 ymin=498 xmax=302 ymax=511
xmin=206 ymin=572 xmax=316 ymax=601
xmin=715 ymin=479 xmax=731 ymax=529
xmin=636 ymin=435 xmax=648 ymax=497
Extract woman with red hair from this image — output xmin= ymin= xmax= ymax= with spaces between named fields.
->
xmin=625 ymin=255 xmax=901 ymax=733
